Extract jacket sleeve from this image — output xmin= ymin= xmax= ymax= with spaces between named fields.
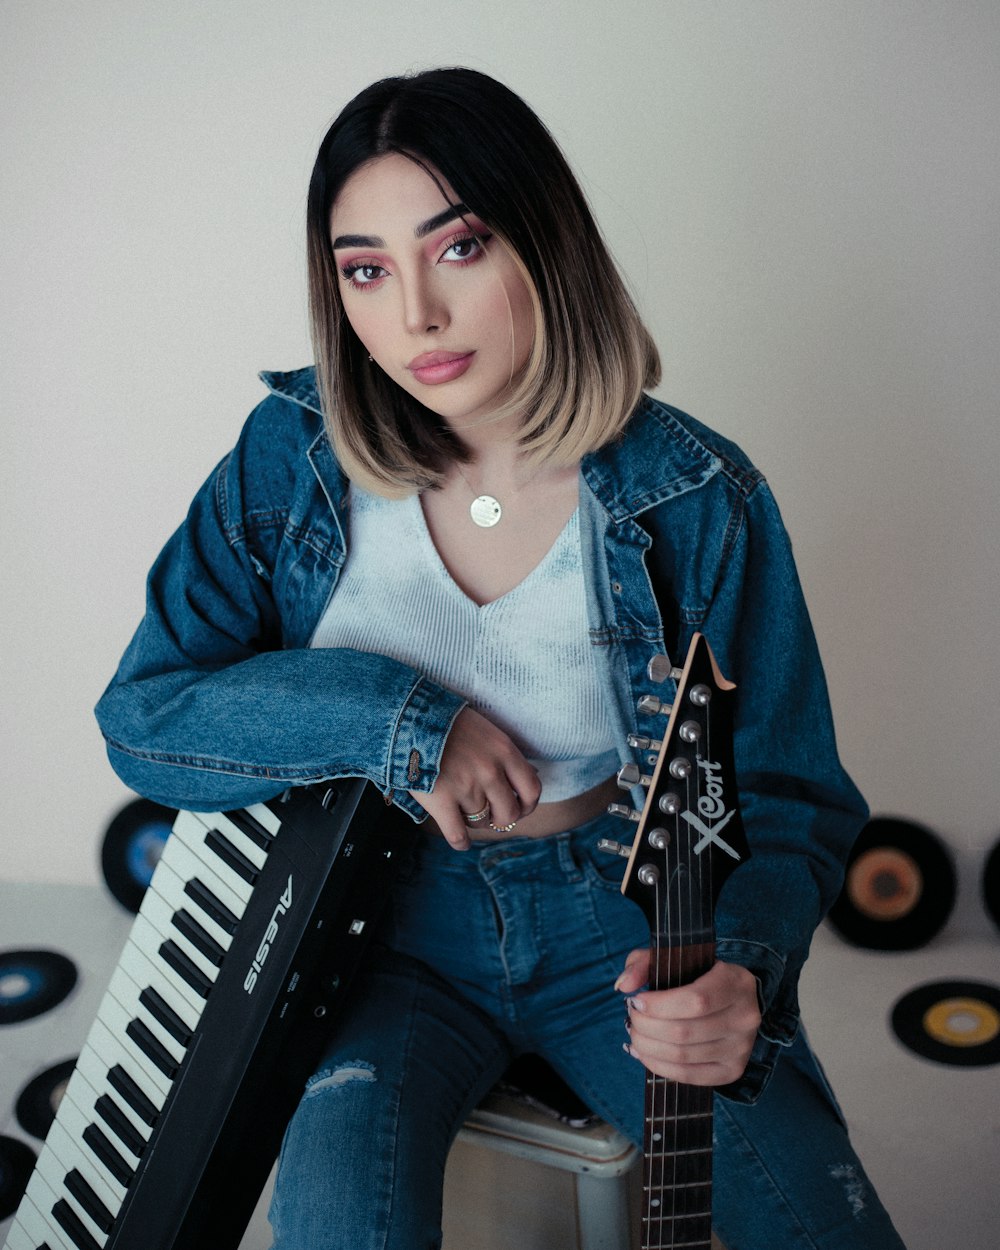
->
xmin=693 ymin=475 xmax=868 ymax=1096
xmin=94 ymin=440 xmax=466 ymax=818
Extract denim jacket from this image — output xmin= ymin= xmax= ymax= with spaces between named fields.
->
xmin=95 ymin=366 xmax=867 ymax=1102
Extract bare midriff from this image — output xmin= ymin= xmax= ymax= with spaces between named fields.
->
xmin=426 ymin=773 xmax=621 ymax=842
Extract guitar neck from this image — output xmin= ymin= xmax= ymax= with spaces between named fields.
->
xmin=641 ymin=941 xmax=716 ymax=1250
xmin=613 ymin=634 xmax=750 ymax=1250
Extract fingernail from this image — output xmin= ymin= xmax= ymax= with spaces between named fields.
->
xmin=622 ymin=1042 xmax=634 ymax=1057
xmin=614 ymin=974 xmax=626 ymax=992
xmin=628 ymin=995 xmax=645 ymax=1013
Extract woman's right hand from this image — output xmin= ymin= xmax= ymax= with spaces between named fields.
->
xmin=408 ymin=707 xmax=542 ymax=850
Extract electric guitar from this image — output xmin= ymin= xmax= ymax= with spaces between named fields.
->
xmin=600 ymin=633 xmax=750 ymax=1250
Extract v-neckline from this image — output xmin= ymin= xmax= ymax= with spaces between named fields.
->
xmin=410 ymin=493 xmax=579 ymax=610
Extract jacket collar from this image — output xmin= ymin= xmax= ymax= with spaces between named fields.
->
xmin=259 ymin=367 xmax=720 ymax=522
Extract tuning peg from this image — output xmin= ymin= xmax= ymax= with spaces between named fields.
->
xmin=679 ymin=720 xmax=702 ymax=743
xmin=637 ymin=694 xmax=673 ymax=716
xmin=626 ymin=733 xmax=663 ymax=752
xmin=597 ymin=838 xmax=632 ymax=859
xmin=616 ymin=764 xmax=652 ymax=790
xmin=646 ymin=654 xmax=684 ymax=684
xmin=607 ymin=802 xmax=642 ymax=823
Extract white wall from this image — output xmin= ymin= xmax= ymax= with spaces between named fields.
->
xmin=3 ymin=1 xmax=998 ymax=920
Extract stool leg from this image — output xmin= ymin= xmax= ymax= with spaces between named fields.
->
xmin=574 ymin=1171 xmax=632 ymax=1250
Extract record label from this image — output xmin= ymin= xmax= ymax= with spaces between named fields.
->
xmin=891 ymin=980 xmax=1000 ymax=1066
xmin=828 ymin=816 xmax=955 ymax=950
xmin=101 ymin=797 xmax=176 ymax=912
xmin=0 ymin=949 xmax=78 ymax=1025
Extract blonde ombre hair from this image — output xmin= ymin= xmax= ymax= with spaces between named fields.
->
xmin=307 ymin=68 xmax=660 ymax=496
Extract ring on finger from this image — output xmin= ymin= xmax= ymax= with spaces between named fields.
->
xmin=461 ymin=804 xmax=491 ymax=827
xmin=488 ymin=820 xmax=518 ymax=833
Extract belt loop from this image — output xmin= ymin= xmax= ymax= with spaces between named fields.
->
xmin=556 ymin=831 xmax=583 ymax=882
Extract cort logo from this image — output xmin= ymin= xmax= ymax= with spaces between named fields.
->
xmin=682 ymin=758 xmax=741 ymax=861
xmin=243 ymin=876 xmax=294 ymax=995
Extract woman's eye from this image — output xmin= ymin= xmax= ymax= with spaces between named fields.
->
xmin=441 ymin=232 xmax=490 ymax=263
xmin=341 ymin=262 xmax=386 ymax=287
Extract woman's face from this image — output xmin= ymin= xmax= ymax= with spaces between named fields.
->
xmin=329 ymin=153 xmax=535 ymax=432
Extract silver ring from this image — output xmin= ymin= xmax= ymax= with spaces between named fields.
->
xmin=488 ymin=820 xmax=518 ymax=833
xmin=462 ymin=804 xmax=491 ymax=827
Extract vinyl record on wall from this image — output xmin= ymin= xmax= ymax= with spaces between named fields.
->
xmin=891 ymin=980 xmax=1000 ymax=1067
xmin=826 ymin=816 xmax=956 ymax=950
xmin=0 ymin=949 xmax=78 ymax=1025
xmin=983 ymin=837 xmax=1000 ymax=934
xmin=0 ymin=1135 xmax=37 ymax=1220
xmin=15 ymin=1058 xmax=78 ymax=1140
xmin=101 ymin=797 xmax=176 ymax=913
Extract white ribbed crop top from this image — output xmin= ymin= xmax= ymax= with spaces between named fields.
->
xmin=310 ymin=485 xmax=619 ymax=801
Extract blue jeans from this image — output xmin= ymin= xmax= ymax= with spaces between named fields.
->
xmin=269 ymin=813 xmax=905 ymax=1249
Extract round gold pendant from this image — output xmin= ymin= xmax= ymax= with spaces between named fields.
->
xmin=470 ymin=495 xmax=502 ymax=528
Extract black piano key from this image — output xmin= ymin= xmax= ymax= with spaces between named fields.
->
xmin=139 ymin=985 xmax=193 ymax=1046
xmin=172 ymin=908 xmax=225 ymax=966
xmin=95 ymin=1093 xmax=146 ymax=1158
xmin=53 ymin=1196 xmax=102 ymax=1250
xmin=223 ymin=807 xmax=275 ymax=849
xmin=108 ymin=1063 xmax=159 ymax=1128
xmin=184 ymin=876 xmax=239 ymax=935
xmin=82 ymin=1122 xmax=135 ymax=1187
xmin=204 ymin=828 xmax=258 ymax=884
xmin=64 ymin=1168 xmax=114 ymax=1234
xmin=126 ymin=1018 xmax=180 ymax=1078
xmin=159 ymin=939 xmax=212 ymax=999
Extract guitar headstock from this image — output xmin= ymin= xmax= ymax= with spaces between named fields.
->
xmin=601 ymin=633 xmax=750 ymax=945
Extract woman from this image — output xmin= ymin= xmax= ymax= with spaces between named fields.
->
xmin=96 ymin=68 xmax=905 ymax=1248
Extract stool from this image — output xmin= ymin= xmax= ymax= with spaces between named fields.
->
xmin=457 ymin=1085 xmax=639 ymax=1250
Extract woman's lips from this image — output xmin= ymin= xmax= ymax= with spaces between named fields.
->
xmin=406 ymin=350 xmax=474 ymax=385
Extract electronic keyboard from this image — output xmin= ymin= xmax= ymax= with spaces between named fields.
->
xmin=4 ymin=779 xmax=412 ymax=1250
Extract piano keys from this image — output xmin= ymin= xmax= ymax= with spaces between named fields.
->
xmin=3 ymin=779 xmax=412 ymax=1250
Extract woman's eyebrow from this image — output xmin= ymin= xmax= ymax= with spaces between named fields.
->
xmin=332 ymin=203 xmax=471 ymax=250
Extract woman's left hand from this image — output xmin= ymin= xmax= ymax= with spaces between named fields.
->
xmin=615 ymin=952 xmax=761 ymax=1086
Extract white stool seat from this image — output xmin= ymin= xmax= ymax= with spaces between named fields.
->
xmin=458 ymin=1087 xmax=638 ymax=1250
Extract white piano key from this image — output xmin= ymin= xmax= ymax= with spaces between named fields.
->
xmin=23 ymin=1168 xmax=99 ymax=1250
xmin=62 ymin=1063 xmax=146 ymax=1162
xmin=92 ymin=994 xmax=173 ymax=1098
xmin=86 ymin=1018 xmax=170 ymax=1111
xmin=109 ymin=958 xmax=198 ymax=1041
xmin=243 ymin=799 xmax=283 ymax=838
xmin=72 ymin=1046 xmax=155 ymax=1146
xmin=31 ymin=1126 xmax=115 ymax=1245
xmin=113 ymin=940 xmax=203 ymax=1038
xmin=104 ymin=966 xmax=187 ymax=1068
xmin=146 ymin=858 xmax=234 ymax=953
xmin=170 ymin=811 xmax=254 ymax=904
xmin=135 ymin=889 xmax=221 ymax=989
xmin=157 ymin=830 xmax=249 ymax=922
xmin=200 ymin=811 xmax=272 ymax=868
xmin=9 ymin=1189 xmax=76 ymax=1250
xmin=3 ymin=1219 xmax=37 ymax=1250
xmin=43 ymin=1104 xmax=128 ymax=1205
xmin=121 ymin=918 xmax=208 ymax=1011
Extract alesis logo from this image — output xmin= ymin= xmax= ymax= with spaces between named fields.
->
xmin=243 ymin=875 xmax=294 ymax=995
xmin=681 ymin=757 xmax=741 ymax=861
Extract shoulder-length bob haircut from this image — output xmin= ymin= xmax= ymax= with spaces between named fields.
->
xmin=307 ymin=67 xmax=660 ymax=496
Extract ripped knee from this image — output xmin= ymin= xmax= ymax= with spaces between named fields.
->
xmin=304 ymin=1060 xmax=377 ymax=1099
xmin=828 ymin=1162 xmax=867 ymax=1217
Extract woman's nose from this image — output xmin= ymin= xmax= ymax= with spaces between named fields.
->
xmin=402 ymin=273 xmax=449 ymax=335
